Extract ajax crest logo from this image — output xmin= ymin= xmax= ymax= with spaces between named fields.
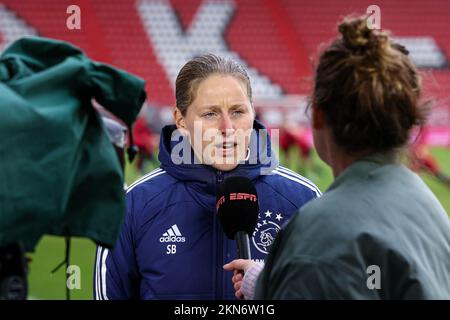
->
xmin=252 ymin=210 xmax=283 ymax=254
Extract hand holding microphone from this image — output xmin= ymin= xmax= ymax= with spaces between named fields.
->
xmin=223 ymin=259 xmax=257 ymax=299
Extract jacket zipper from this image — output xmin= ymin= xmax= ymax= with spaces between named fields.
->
xmin=215 ymin=170 xmax=224 ymax=299
xmin=216 ymin=170 xmax=224 ymax=184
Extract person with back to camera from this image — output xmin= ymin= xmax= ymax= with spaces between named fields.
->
xmin=94 ymin=54 xmax=321 ymax=299
xmin=224 ymin=16 xmax=450 ymax=300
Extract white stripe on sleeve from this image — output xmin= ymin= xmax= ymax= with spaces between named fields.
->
xmin=95 ymin=246 xmax=102 ymax=300
xmin=101 ymin=248 xmax=109 ymax=300
xmin=276 ymin=166 xmax=321 ymax=195
xmin=274 ymin=170 xmax=321 ymax=197
xmin=126 ymin=170 xmax=166 ymax=193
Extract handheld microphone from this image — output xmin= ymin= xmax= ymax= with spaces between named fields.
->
xmin=216 ymin=176 xmax=259 ymax=260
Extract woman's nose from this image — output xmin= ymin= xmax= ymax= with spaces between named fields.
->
xmin=219 ymin=114 xmax=234 ymax=134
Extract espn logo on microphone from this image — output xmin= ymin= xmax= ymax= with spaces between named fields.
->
xmin=230 ymin=193 xmax=257 ymax=201
xmin=216 ymin=193 xmax=257 ymax=210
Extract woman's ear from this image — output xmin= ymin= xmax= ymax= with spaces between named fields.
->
xmin=312 ymin=105 xmax=325 ymax=130
xmin=173 ymin=108 xmax=186 ymax=129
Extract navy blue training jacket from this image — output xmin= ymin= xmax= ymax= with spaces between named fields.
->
xmin=94 ymin=121 xmax=321 ymax=299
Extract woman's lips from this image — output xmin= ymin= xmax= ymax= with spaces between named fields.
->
xmin=216 ymin=142 xmax=237 ymax=156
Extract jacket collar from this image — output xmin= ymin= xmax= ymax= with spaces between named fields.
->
xmin=327 ymin=152 xmax=399 ymax=192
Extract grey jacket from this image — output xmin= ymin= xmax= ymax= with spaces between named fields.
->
xmin=256 ymin=154 xmax=450 ymax=299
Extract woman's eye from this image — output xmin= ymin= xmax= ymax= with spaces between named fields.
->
xmin=202 ymin=112 xmax=216 ymax=118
